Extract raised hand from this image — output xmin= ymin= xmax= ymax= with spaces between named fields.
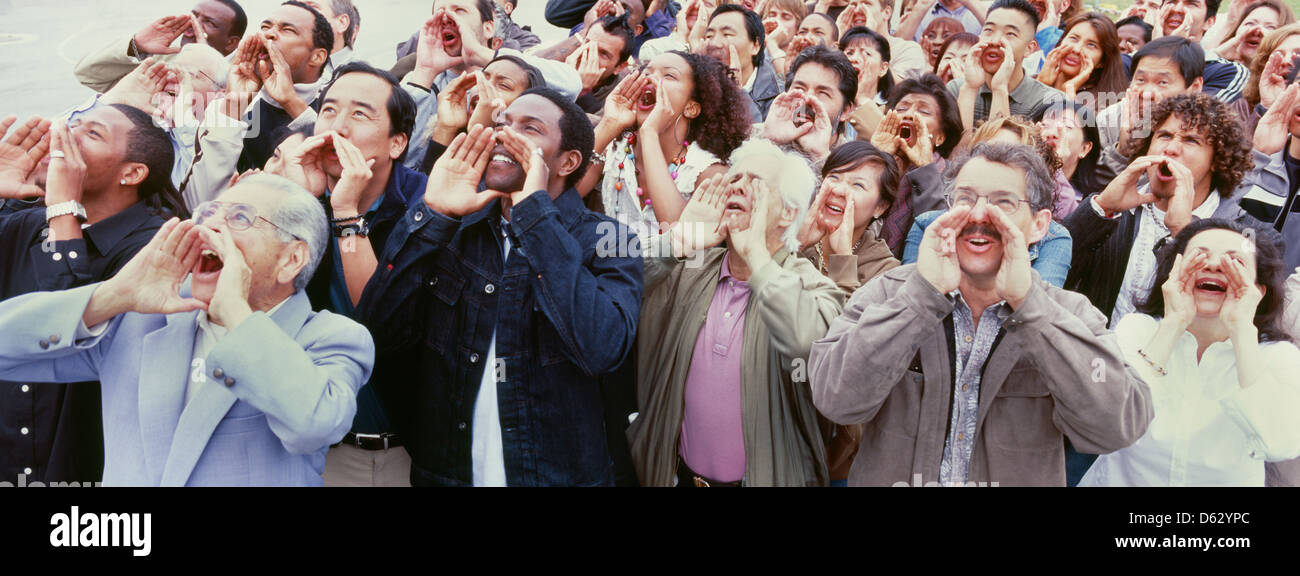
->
xmin=425 ymin=125 xmax=505 ymax=217
xmin=1220 ymin=255 xmax=1264 ymax=337
xmin=492 ymin=124 xmax=547 ymax=203
xmin=640 ymin=78 xmax=678 ymax=135
xmin=1161 ymin=251 xmax=1205 ymax=330
xmin=826 ymin=195 xmax=856 ymax=255
xmin=1062 ymin=51 xmax=1096 ymax=98
xmin=433 ymin=72 xmax=477 ymax=143
xmin=989 ymin=40 xmax=1015 ymax=93
xmin=227 ymin=35 xmax=266 ymax=100
xmin=794 ymin=94 xmax=834 ymax=161
xmin=195 ymin=225 xmax=253 ymax=328
xmin=1260 ymin=51 xmax=1290 ymax=109
xmin=43 ymin=120 xmax=86 ymax=206
xmin=796 ymin=182 xmax=833 ymax=249
xmin=102 ymin=58 xmax=176 ymax=115
xmin=1037 ymin=46 xmax=1063 ymax=87
xmin=916 ymin=205 xmax=971 ymax=294
xmin=133 ymin=14 xmax=191 ymax=55
xmin=415 ymin=15 xmax=464 ymax=81
xmin=573 ymin=43 xmax=606 ymax=92
xmin=329 ymin=135 xmax=377 ymax=216
xmin=1161 ymin=158 xmax=1197 ymax=236
xmin=670 ymin=172 xmax=728 ymax=256
xmin=188 ymin=13 xmax=209 ymax=46
xmin=601 ymin=69 xmax=646 ymax=134
xmin=870 ymin=109 xmax=902 ymax=156
xmin=987 ymin=203 xmax=1033 ymax=309
xmin=281 ymin=132 xmax=333 ymax=196
xmin=897 ymin=113 xmax=934 ymax=167
xmin=726 ymin=178 xmax=774 ymax=270
xmin=763 ymin=90 xmax=813 ymax=146
xmin=1255 ymin=82 xmax=1299 ymax=155
xmin=963 ymin=42 xmax=988 ymax=90
xmin=1094 ymin=155 xmax=1163 ymax=214
xmin=259 ymin=41 xmax=304 ymax=112
xmin=0 ymin=115 xmax=51 ymax=199
xmin=89 ymin=218 xmax=208 ymax=326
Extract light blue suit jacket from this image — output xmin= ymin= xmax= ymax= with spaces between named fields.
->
xmin=0 ymin=283 xmax=374 ymax=486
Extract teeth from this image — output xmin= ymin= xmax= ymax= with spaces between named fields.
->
xmin=491 ymin=154 xmax=517 ymax=165
xmin=969 ymin=238 xmax=989 ymax=245
xmin=201 ymin=249 xmax=218 ymax=258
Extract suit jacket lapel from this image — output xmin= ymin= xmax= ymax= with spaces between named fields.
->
xmin=138 ymin=309 xmax=200 ymax=483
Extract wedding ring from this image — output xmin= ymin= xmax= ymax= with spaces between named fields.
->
xmin=532 ymin=147 xmax=543 ymax=157
xmin=50 ymin=150 xmax=66 ymax=159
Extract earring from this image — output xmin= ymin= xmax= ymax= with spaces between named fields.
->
xmin=120 ymin=179 xmax=127 ymax=185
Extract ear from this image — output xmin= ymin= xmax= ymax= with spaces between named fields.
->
xmin=872 ymin=199 xmax=890 ymax=220
xmin=878 ymin=59 xmax=890 ymax=81
xmin=484 ymin=20 xmax=497 ymax=41
xmin=1079 ymin=139 xmax=1093 ymax=160
xmin=390 ymin=132 xmax=410 ymax=161
xmin=1190 ymin=77 xmax=1204 ymax=92
xmin=491 ymin=36 xmax=504 ymax=51
xmin=1026 ymin=208 xmax=1052 ymax=244
xmin=1027 ymin=39 xmax=1039 ymax=55
xmin=777 ymin=200 xmax=798 ymax=230
xmin=276 ymin=241 xmax=310 ymax=288
xmin=684 ymin=99 xmax=702 ymax=119
xmin=118 ymin=162 xmax=149 ymax=188
xmin=224 ymin=35 xmax=241 ymax=55
xmin=555 ymin=149 xmax=584 ymax=182
xmin=636 ymin=24 xmax=645 ymax=36
xmin=309 ymin=48 xmax=330 ymax=71
xmin=336 ymin=13 xmax=351 ymax=37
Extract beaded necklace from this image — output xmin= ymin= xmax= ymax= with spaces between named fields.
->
xmin=611 ymin=131 xmax=690 ymax=211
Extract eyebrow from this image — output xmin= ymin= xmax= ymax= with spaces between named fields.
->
xmin=323 ymin=98 xmax=379 ymax=113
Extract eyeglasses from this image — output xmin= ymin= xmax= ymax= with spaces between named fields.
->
xmin=193 ymin=201 xmax=304 ymax=241
xmin=945 ymin=191 xmax=1032 ymax=216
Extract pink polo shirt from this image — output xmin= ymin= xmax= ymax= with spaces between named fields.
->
xmin=678 ymin=253 xmax=750 ymax=483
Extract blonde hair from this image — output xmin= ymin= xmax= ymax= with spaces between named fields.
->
xmin=963 ymin=115 xmax=1062 ymax=174
xmin=1245 ymin=22 xmax=1300 ymax=106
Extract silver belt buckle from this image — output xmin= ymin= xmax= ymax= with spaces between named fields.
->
xmin=354 ymin=432 xmax=386 ymax=450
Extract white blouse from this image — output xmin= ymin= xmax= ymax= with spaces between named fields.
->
xmin=599 ymin=136 xmax=720 ymax=235
xmin=1081 ymin=313 xmax=1300 ymax=487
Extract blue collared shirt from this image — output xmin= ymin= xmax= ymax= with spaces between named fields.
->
xmin=939 ymin=292 xmax=1011 ymax=485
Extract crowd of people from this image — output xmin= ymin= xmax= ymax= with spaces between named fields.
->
xmin=0 ymin=0 xmax=1298 ymax=487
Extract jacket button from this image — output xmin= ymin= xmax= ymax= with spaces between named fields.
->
xmin=23 ymin=467 xmax=31 ymax=475
xmin=20 ymin=427 xmax=29 ymax=435
xmin=225 ymin=377 xmax=236 ymax=387
xmin=52 ymin=253 xmax=62 ymax=262
xmin=428 ymin=277 xmax=438 ymax=287
xmin=414 ymin=211 xmax=424 ymax=222
xmin=484 ymin=283 xmax=495 ymax=294
xmin=470 ymin=353 xmax=479 ymax=363
xmin=48 ymin=334 xmax=60 ymax=345
xmin=458 ymin=422 xmax=467 ymax=431
xmin=213 ymin=368 xmax=225 ymax=379
xmin=21 ymin=385 xmax=29 ymax=393
xmin=38 ymin=339 xmax=49 ymax=350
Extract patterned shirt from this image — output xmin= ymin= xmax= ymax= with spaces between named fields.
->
xmin=938 ymin=292 xmax=1011 ymax=486
xmin=1109 ymin=189 xmax=1221 ymax=328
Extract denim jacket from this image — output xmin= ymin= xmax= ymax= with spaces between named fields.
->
xmin=356 ymin=188 xmax=644 ymax=486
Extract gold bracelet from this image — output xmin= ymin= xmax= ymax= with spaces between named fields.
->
xmin=1137 ymin=349 xmax=1168 ymax=377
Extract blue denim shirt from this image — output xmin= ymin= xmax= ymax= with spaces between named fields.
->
xmin=356 ymin=188 xmax=644 ymax=486
xmin=901 ymin=209 xmax=1074 ymax=288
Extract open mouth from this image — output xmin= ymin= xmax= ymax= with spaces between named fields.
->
xmin=196 ymin=248 xmax=224 ymax=282
xmin=1063 ymin=53 xmax=1081 ymax=67
xmin=983 ymin=48 xmax=1004 ymax=65
xmin=724 ymin=195 xmax=750 ymax=214
xmin=1164 ymin=15 xmax=1183 ymax=32
xmin=958 ymin=225 xmax=1001 ymax=253
xmin=794 ymin=105 xmax=814 ymax=127
xmin=1156 ymin=162 xmax=1174 ymax=180
xmin=899 ymin=121 xmax=916 ymax=145
xmin=1195 ymin=277 xmax=1227 ymax=294
xmin=823 ymin=196 xmax=846 ymax=216
xmin=638 ymin=85 xmax=656 ymax=111
xmin=488 ymin=145 xmax=519 ymax=167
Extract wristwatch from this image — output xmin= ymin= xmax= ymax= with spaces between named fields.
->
xmin=332 ymin=217 xmax=369 ymax=238
xmin=46 ymin=200 xmax=87 ymax=223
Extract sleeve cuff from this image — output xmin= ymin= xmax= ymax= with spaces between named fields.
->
xmin=508 ymin=191 xmax=560 ymax=234
xmin=1090 ymin=196 xmax=1121 ymax=220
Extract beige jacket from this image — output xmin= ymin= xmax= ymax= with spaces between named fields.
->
xmin=74 ymin=35 xmax=179 ymax=94
xmin=809 ymin=265 xmax=1153 ymax=486
xmin=627 ymin=238 xmax=845 ymax=486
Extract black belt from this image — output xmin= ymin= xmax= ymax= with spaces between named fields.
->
xmin=677 ymin=458 xmax=743 ymax=487
xmin=337 ymin=432 xmax=402 ymax=451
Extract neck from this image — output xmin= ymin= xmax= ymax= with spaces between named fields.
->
xmin=1062 ymin=157 xmax=1078 ymax=180
xmin=82 ymin=187 xmax=140 ymax=226
xmin=1188 ymin=315 xmax=1230 ymax=356
xmin=740 ymin=62 xmax=756 ymax=87
xmin=248 ymin=289 xmax=293 ymax=316
xmin=957 ymin=274 xmax=1000 ymax=319
xmin=1152 ymin=183 xmax=1212 ymax=212
xmin=358 ymin=162 xmax=393 ymax=213
xmin=656 ymin=121 xmax=691 ymax=161
xmin=332 ymin=40 xmax=347 ymax=55
xmin=501 ymin=179 xmax=568 ymax=220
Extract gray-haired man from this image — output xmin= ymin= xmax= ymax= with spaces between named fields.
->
xmin=809 ymin=142 xmax=1153 ymax=487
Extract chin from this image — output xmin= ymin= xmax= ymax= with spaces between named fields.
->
xmin=483 ymin=167 xmax=525 ymax=194
xmin=190 ymin=276 xmax=216 ymax=306
xmin=956 ymin=249 xmax=1003 ymax=280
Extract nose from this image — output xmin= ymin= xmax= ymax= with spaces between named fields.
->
xmin=262 ymin=28 xmax=277 ymax=42
xmin=968 ymin=197 xmax=991 ymax=221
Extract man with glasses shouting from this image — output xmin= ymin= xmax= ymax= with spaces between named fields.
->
xmin=0 ymin=174 xmax=373 ymax=486
xmin=809 ymin=142 xmax=1153 ymax=486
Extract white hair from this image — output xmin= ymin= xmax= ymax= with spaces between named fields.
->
xmin=229 ymin=174 xmax=327 ymax=293
xmin=729 ymin=138 xmax=817 ymax=252
xmin=176 ymin=43 xmax=230 ymax=90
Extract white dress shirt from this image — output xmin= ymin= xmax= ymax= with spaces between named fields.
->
xmin=1081 ymin=314 xmax=1300 ymax=486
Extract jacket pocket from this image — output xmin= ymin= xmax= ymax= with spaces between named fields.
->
xmin=873 ymin=370 xmax=924 ymax=438
xmin=424 ymin=264 xmax=465 ymax=356
xmin=534 ymin=303 xmax=569 ymax=367
xmin=985 ymin=367 xmax=1056 ymax=452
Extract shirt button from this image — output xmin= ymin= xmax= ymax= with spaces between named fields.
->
xmin=23 ymin=467 xmax=32 ymax=475
xmin=957 ymin=432 xmax=965 ymax=440
xmin=48 ymin=334 xmax=60 ymax=345
xmin=484 ymin=283 xmax=495 ymax=294
xmin=470 ymin=353 xmax=480 ymax=363
xmin=68 ymin=251 xmax=78 ymax=260
xmin=212 ymin=368 xmax=225 ymax=379
xmin=21 ymin=385 xmax=29 ymax=393
xmin=52 ymin=253 xmax=62 ymax=262
xmin=724 ymin=312 xmax=732 ymax=318
xmin=962 ymin=385 xmax=968 ymax=392
xmin=964 ymin=335 xmax=973 ymax=343
xmin=458 ymin=422 xmax=467 ymax=431
xmin=20 ymin=427 xmax=29 ymax=435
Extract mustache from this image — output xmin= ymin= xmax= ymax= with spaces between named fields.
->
xmin=959 ymin=223 xmax=1001 ymax=241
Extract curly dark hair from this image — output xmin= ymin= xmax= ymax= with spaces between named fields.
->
xmin=668 ymin=50 xmax=752 ymax=162
xmin=1138 ymin=218 xmax=1291 ymax=343
xmin=1129 ymin=92 xmax=1250 ymax=197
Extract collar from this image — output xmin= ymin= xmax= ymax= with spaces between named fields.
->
xmin=463 ymin=187 xmax=588 ymax=231
xmin=720 ymin=252 xmax=747 ymax=283
xmin=1136 ymin=184 xmax=1222 ymax=219
xmin=949 ymin=290 xmax=1011 ymax=320
xmin=195 ymin=294 xmax=291 ymax=336
xmin=258 ymin=73 xmax=328 ymax=111
xmin=83 ymin=202 xmax=163 ymax=255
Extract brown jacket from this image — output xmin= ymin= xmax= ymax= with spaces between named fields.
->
xmin=627 ymin=239 xmax=845 ymax=486
xmin=809 ymin=265 xmax=1153 ymax=486
xmin=799 ymin=230 xmax=899 ymax=480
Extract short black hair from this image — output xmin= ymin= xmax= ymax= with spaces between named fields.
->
xmin=320 ymin=61 xmax=418 ymax=161
xmin=475 ymin=0 xmax=496 ymax=24
xmin=518 ymin=87 xmax=594 ymax=189
xmin=283 ymin=1 xmax=335 ymax=53
xmin=488 ymin=54 xmax=545 ymax=90
xmin=1131 ymin=35 xmax=1205 ymax=87
xmin=786 ymin=44 xmax=859 ymax=111
xmin=988 ymin=0 xmax=1041 ymax=32
xmin=1115 ymin=15 xmax=1154 ymax=43
xmin=886 ymin=74 xmax=963 ymax=158
xmin=840 ymin=26 xmax=895 ymax=98
xmin=709 ymin=4 xmax=766 ymax=69
xmin=108 ymin=103 xmax=186 ymax=217
xmin=1207 ymin=0 xmax=1224 ymax=16
xmin=595 ymin=13 xmax=636 ymax=63
xmin=214 ymin=0 xmax=248 ymax=37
